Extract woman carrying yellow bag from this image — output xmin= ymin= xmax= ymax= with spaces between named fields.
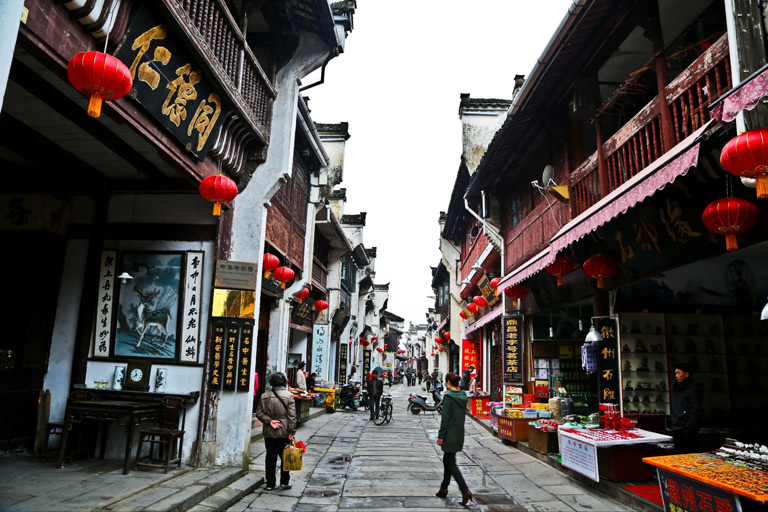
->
xmin=255 ymin=372 xmax=297 ymax=491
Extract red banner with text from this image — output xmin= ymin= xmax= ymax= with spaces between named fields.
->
xmin=461 ymin=339 xmax=480 ymax=375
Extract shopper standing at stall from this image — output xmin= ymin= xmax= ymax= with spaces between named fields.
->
xmin=436 ymin=372 xmax=472 ymax=505
xmin=295 ymin=361 xmax=307 ymax=391
xmin=255 ymin=372 xmax=297 ymax=491
xmin=671 ymin=363 xmax=703 ymax=454
xmin=459 ymin=365 xmax=474 ymax=391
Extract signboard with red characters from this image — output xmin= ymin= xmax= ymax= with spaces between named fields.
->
xmin=656 ymin=468 xmax=741 ymax=512
xmin=461 ymin=339 xmax=480 ymax=374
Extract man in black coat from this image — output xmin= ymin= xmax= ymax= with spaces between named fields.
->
xmin=367 ymin=372 xmax=384 ymax=421
xmin=670 ymin=363 xmax=703 ymax=454
xmin=459 ymin=366 xmax=474 ymax=391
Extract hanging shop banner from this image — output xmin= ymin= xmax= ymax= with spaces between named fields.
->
xmin=214 ymin=260 xmax=257 ymax=291
xmin=502 ymin=315 xmax=525 ymax=385
xmin=93 ymin=251 xmax=117 ymax=357
xmin=363 ymin=349 xmax=371 ymax=378
xmin=113 ymin=3 xmax=225 ymax=160
xmin=338 ymin=343 xmax=348 ymax=385
xmin=655 ymin=467 xmax=740 ymax=512
xmin=312 ymin=323 xmax=330 ymax=381
xmin=291 ymin=297 xmax=315 ymax=326
xmin=560 ymin=431 xmax=600 ymax=482
xmin=237 ymin=321 xmax=254 ymax=392
xmin=209 ymin=319 xmax=226 ymax=389
xmin=180 ymin=251 xmax=203 ymax=362
xmin=0 ymin=194 xmax=70 ymax=235
xmin=477 ymin=273 xmax=500 ymax=307
xmin=222 ymin=322 xmax=239 ymax=391
xmin=461 ymin=339 xmax=480 ymax=373
xmin=595 ymin=317 xmax=620 ymax=405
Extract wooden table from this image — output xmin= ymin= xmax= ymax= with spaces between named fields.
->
xmin=57 ymin=399 xmax=160 ymax=475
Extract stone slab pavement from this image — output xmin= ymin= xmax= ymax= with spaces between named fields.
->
xmin=232 ymin=383 xmax=632 ymax=511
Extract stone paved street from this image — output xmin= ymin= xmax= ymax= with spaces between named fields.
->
xmin=230 ymin=384 xmax=631 ymax=512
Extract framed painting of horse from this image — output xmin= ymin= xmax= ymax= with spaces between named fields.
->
xmin=113 ymin=251 xmax=184 ymax=360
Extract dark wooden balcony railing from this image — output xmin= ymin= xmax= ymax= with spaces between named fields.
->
xmin=312 ymin=258 xmax=328 ymax=292
xmin=166 ymin=0 xmax=276 ymax=136
xmin=570 ymin=34 xmax=731 ymax=216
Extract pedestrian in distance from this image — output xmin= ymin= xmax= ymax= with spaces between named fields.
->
xmin=349 ymin=365 xmax=358 ymax=383
xmin=367 ymin=372 xmax=384 ymax=421
xmin=671 ymin=363 xmax=703 ymax=454
xmin=424 ymin=372 xmax=432 ymax=391
xmin=306 ymin=372 xmax=317 ymax=392
xmin=417 ymin=371 xmax=423 ymax=385
xmin=255 ymin=372 xmax=297 ymax=491
xmin=459 ymin=365 xmax=474 ymax=391
xmin=436 ymin=372 xmax=472 ymax=506
xmin=387 ymin=370 xmax=393 ymax=388
xmin=295 ymin=361 xmax=307 ymax=391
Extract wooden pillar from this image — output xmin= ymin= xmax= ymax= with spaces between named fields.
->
xmin=596 ymin=122 xmax=609 ymax=199
xmin=648 ymin=0 xmax=675 ymax=152
xmin=730 ymin=0 xmax=768 ymax=129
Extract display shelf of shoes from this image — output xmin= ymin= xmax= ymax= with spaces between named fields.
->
xmin=619 ymin=313 xmax=669 ymax=416
xmin=667 ymin=313 xmax=730 ymax=420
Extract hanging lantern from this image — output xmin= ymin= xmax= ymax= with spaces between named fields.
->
xmin=503 ymin=284 xmax=528 ymax=307
xmin=263 ymin=254 xmax=280 ymax=279
xmin=702 ymin=198 xmax=759 ymax=251
xmin=489 ymin=277 xmax=501 ymax=290
xmin=582 ymin=255 xmax=618 ymax=289
xmin=443 ymin=331 xmax=450 ymax=340
xmin=314 ymin=300 xmax=329 ymax=311
xmin=431 ymin=352 xmax=435 ymax=357
xmin=199 ymin=175 xmax=238 ymax=216
xmin=273 ymin=266 xmax=295 ymax=289
xmin=473 ymin=296 xmax=488 ymax=308
xmin=720 ymin=128 xmax=768 ymax=198
xmin=545 ymin=255 xmax=574 ymax=286
xmin=67 ymin=51 xmax=132 ymax=118
xmin=376 ymin=347 xmax=384 ymax=354
xmin=360 ymin=337 xmax=370 ymax=347
xmin=438 ymin=347 xmax=444 ymax=353
xmin=435 ymin=336 xmax=444 ymax=344
xmin=467 ymin=302 xmax=479 ymax=315
xmin=293 ymin=287 xmax=310 ymax=303
xmin=459 ymin=310 xmax=467 ymax=321
xmin=372 ymin=336 xmax=377 ymax=342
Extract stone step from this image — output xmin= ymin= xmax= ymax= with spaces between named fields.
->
xmin=188 ymin=471 xmax=265 ymax=512
xmin=101 ymin=466 xmax=245 ymax=512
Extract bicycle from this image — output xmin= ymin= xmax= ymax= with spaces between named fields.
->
xmin=373 ymin=394 xmax=393 ymax=425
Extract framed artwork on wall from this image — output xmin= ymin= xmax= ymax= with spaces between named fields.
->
xmin=113 ymin=251 xmax=184 ymax=360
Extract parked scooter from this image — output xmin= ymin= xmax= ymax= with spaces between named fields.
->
xmin=337 ymin=382 xmax=361 ymax=411
xmin=407 ymin=382 xmax=443 ymax=414
xmin=358 ymin=389 xmax=370 ymax=410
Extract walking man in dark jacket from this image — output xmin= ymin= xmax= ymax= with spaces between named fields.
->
xmin=367 ymin=373 xmax=384 ymax=421
xmin=671 ymin=363 xmax=703 ymax=454
xmin=459 ymin=366 xmax=474 ymax=391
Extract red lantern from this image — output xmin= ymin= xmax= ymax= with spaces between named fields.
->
xmin=67 ymin=51 xmax=132 ymax=118
xmin=503 ymin=284 xmax=527 ymax=307
xmin=314 ymin=300 xmax=329 ymax=311
xmin=459 ymin=310 xmax=467 ymax=321
xmin=467 ymin=303 xmax=479 ymax=315
xmin=720 ymin=128 xmax=768 ymax=198
xmin=376 ymin=347 xmax=384 ymax=354
xmin=360 ymin=338 xmax=370 ymax=347
xmin=435 ymin=336 xmax=444 ymax=344
xmin=273 ymin=266 xmax=295 ymax=289
xmin=443 ymin=331 xmax=450 ymax=340
xmin=438 ymin=347 xmax=444 ymax=353
xmin=431 ymin=352 xmax=435 ymax=357
xmin=702 ymin=198 xmax=759 ymax=251
xmin=293 ymin=287 xmax=310 ymax=303
xmin=263 ymin=254 xmax=280 ymax=279
xmin=473 ymin=296 xmax=487 ymax=308
xmin=545 ymin=255 xmax=574 ymax=286
xmin=489 ymin=277 xmax=501 ymax=290
xmin=199 ymin=175 xmax=238 ymax=216
xmin=582 ymin=255 xmax=618 ymax=289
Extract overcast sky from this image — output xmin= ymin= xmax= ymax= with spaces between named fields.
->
xmin=305 ymin=1 xmax=574 ymax=328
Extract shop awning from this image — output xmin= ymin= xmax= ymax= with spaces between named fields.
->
xmin=464 ymin=305 xmax=503 ymax=335
xmin=436 ymin=316 xmax=448 ymax=333
xmin=711 ymin=62 xmax=768 ymax=124
xmin=496 ymin=247 xmax=554 ymax=292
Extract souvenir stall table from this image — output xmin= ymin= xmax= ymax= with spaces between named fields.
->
xmin=528 ymin=420 xmax=560 ymax=454
xmin=467 ymin=393 xmax=491 ymax=419
xmin=312 ymin=387 xmax=336 ymax=409
xmin=290 ymin=392 xmax=313 ymax=425
xmin=559 ymin=428 xmax=671 ymax=482
xmin=644 ymin=446 xmax=768 ymax=512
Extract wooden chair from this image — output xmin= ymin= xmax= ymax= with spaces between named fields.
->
xmin=135 ymin=397 xmax=186 ymax=473
xmin=42 ymin=390 xmax=96 ymax=461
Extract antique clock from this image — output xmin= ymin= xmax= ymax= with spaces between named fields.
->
xmin=124 ymin=361 xmax=150 ymax=391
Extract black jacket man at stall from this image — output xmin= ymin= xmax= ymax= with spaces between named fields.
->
xmin=671 ymin=363 xmax=703 ymax=454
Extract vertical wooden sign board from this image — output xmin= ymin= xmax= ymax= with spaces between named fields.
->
xmin=502 ymin=315 xmax=525 ymax=385
xmin=595 ymin=317 xmax=620 ymax=405
xmin=363 ymin=349 xmax=371 ymax=378
xmin=223 ymin=322 xmax=239 ymax=391
xmin=338 ymin=343 xmax=348 ymax=385
xmin=209 ymin=320 xmax=225 ymax=390
xmin=237 ymin=321 xmax=254 ymax=392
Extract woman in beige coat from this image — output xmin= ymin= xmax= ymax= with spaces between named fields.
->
xmin=255 ymin=372 xmax=297 ymax=490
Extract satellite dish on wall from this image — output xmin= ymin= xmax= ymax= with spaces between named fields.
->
xmin=542 ymin=164 xmax=555 ymax=187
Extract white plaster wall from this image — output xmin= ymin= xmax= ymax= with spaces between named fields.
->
xmin=461 ymin=111 xmax=508 ymax=175
xmin=289 ymin=330 xmax=309 ymax=366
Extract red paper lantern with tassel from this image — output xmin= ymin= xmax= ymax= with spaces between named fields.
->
xmin=467 ymin=303 xmax=479 ymax=315
xmin=460 ymin=310 xmax=467 ymax=321
xmin=702 ymin=198 xmax=759 ymax=251
xmin=67 ymin=51 xmax=132 ymax=118
xmin=273 ymin=266 xmax=295 ymax=289
xmin=473 ymin=296 xmax=487 ymax=308
xmin=263 ymin=254 xmax=280 ymax=279
xmin=489 ymin=277 xmax=501 ymax=290
xmin=720 ymin=128 xmax=768 ymax=198
xmin=314 ymin=300 xmax=329 ymax=311
xmin=435 ymin=336 xmax=444 ymax=344
xmin=545 ymin=255 xmax=574 ymax=286
xmin=582 ymin=255 xmax=618 ymax=289
xmin=443 ymin=331 xmax=450 ymax=340
xmin=503 ymin=284 xmax=527 ymax=307
xmin=293 ymin=287 xmax=310 ymax=303
xmin=199 ymin=175 xmax=238 ymax=216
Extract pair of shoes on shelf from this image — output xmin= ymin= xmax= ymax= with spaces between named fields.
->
xmin=461 ymin=490 xmax=473 ymax=506
xmin=435 ymin=487 xmax=448 ymax=498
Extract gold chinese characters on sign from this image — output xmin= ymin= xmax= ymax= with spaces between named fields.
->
xmin=502 ymin=315 xmax=524 ymax=385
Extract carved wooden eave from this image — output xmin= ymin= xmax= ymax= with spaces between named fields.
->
xmin=58 ymin=0 xmax=276 ymax=190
